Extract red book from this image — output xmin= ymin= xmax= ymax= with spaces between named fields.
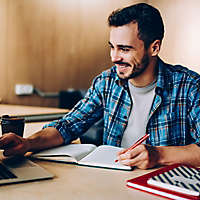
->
xmin=126 ymin=164 xmax=200 ymax=200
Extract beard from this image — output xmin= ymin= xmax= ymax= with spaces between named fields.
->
xmin=116 ymin=53 xmax=150 ymax=81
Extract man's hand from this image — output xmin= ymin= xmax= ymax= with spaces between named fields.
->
xmin=0 ymin=133 xmax=30 ymax=156
xmin=117 ymin=144 xmax=159 ymax=169
xmin=117 ymin=144 xmax=200 ymax=169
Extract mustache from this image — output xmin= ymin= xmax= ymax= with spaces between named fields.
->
xmin=113 ymin=61 xmax=131 ymax=66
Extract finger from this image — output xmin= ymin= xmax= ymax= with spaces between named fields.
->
xmin=118 ymin=144 xmax=144 ymax=161
xmin=3 ymin=143 xmax=24 ymax=156
xmin=121 ymin=146 xmax=156 ymax=169
xmin=117 ymin=150 xmax=134 ymax=163
xmin=117 ymin=148 xmax=127 ymax=156
xmin=0 ymin=133 xmax=18 ymax=148
xmin=120 ymin=150 xmax=147 ymax=166
xmin=118 ymin=145 xmax=148 ymax=166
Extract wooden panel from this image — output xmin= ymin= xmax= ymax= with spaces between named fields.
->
xmin=0 ymin=0 xmax=7 ymax=103
xmin=148 ymin=0 xmax=200 ymax=73
xmin=0 ymin=0 xmax=143 ymax=107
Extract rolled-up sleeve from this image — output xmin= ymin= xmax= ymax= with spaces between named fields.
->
xmin=43 ymin=75 xmax=104 ymax=144
xmin=188 ymin=84 xmax=200 ymax=145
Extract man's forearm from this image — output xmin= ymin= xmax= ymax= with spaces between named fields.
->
xmin=156 ymin=144 xmax=200 ymax=167
xmin=27 ymin=127 xmax=64 ymax=152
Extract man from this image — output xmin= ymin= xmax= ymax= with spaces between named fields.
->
xmin=1 ymin=3 xmax=200 ymax=169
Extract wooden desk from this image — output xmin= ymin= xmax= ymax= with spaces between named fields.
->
xmin=0 ymin=104 xmax=68 ymax=116
xmin=0 ymin=104 xmax=69 ymax=122
xmin=1 ymin=160 xmax=161 ymax=200
xmin=0 ymin=104 xmax=68 ymax=135
xmin=0 ymin=105 xmax=162 ymax=200
xmin=0 ymin=122 xmax=162 ymax=200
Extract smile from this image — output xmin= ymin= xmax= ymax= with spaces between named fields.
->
xmin=117 ymin=65 xmax=131 ymax=74
xmin=117 ymin=64 xmax=130 ymax=68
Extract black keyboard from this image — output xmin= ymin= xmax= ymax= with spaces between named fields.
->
xmin=0 ymin=163 xmax=17 ymax=180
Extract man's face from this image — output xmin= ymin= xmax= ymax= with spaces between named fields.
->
xmin=109 ymin=23 xmax=150 ymax=80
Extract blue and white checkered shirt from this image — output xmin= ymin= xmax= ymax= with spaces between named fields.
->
xmin=45 ymin=58 xmax=200 ymax=147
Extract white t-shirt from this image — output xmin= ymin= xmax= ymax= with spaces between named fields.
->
xmin=121 ymin=80 xmax=156 ymax=148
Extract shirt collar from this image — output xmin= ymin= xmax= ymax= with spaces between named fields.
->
xmin=155 ymin=57 xmax=174 ymax=96
xmin=156 ymin=57 xmax=166 ymax=90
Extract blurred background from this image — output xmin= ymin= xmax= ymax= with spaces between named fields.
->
xmin=0 ymin=0 xmax=199 ymax=108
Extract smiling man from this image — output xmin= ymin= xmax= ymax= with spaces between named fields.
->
xmin=1 ymin=3 xmax=200 ymax=169
xmin=109 ymin=23 xmax=153 ymax=84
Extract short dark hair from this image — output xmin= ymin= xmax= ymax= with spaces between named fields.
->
xmin=108 ymin=3 xmax=164 ymax=49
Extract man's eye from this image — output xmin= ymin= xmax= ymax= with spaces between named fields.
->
xmin=121 ymin=48 xmax=130 ymax=52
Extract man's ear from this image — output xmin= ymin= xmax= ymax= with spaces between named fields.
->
xmin=150 ymin=40 xmax=161 ymax=56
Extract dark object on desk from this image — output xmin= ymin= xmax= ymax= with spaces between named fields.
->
xmin=1 ymin=115 xmax=25 ymax=137
xmin=0 ymin=113 xmax=67 ymax=123
xmin=33 ymin=87 xmax=86 ymax=110
xmin=59 ymin=90 xmax=85 ymax=109
xmin=21 ymin=113 xmax=67 ymax=122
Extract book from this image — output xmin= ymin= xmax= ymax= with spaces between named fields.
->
xmin=148 ymin=165 xmax=200 ymax=197
xmin=32 ymin=144 xmax=132 ymax=171
xmin=126 ymin=164 xmax=200 ymax=200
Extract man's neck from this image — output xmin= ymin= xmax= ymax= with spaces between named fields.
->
xmin=129 ymin=57 xmax=158 ymax=87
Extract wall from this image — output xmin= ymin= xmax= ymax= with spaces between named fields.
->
xmin=2 ymin=0 xmax=198 ymax=108
xmin=148 ymin=0 xmax=200 ymax=73
xmin=0 ymin=0 xmax=7 ymax=104
xmin=0 ymin=0 xmax=143 ymax=107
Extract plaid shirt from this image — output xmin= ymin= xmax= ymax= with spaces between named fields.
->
xmin=45 ymin=58 xmax=200 ymax=147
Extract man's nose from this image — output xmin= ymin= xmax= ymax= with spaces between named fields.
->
xmin=110 ymin=50 xmax=122 ymax=63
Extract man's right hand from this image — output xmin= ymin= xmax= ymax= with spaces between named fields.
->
xmin=0 ymin=133 xmax=30 ymax=156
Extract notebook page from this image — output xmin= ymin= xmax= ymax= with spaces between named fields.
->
xmin=33 ymin=143 xmax=97 ymax=162
xmin=78 ymin=145 xmax=132 ymax=170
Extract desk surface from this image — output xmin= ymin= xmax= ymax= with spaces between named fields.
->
xmin=1 ymin=160 xmax=161 ymax=200
xmin=0 ymin=105 xmax=163 ymax=200
xmin=0 ymin=104 xmax=68 ymax=116
xmin=0 ymin=122 xmax=163 ymax=200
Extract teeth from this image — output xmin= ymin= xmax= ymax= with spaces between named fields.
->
xmin=119 ymin=65 xmax=127 ymax=68
xmin=118 ymin=64 xmax=125 ymax=67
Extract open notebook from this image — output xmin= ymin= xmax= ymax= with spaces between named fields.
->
xmin=32 ymin=144 xmax=132 ymax=171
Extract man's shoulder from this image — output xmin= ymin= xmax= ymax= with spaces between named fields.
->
xmin=161 ymin=59 xmax=200 ymax=84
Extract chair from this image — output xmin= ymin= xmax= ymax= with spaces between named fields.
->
xmin=80 ymin=119 xmax=104 ymax=146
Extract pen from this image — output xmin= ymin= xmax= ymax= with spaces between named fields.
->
xmin=115 ymin=133 xmax=150 ymax=162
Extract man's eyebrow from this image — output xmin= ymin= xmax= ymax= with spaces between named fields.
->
xmin=118 ymin=44 xmax=134 ymax=49
xmin=108 ymin=41 xmax=134 ymax=49
xmin=108 ymin=41 xmax=113 ymax=46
